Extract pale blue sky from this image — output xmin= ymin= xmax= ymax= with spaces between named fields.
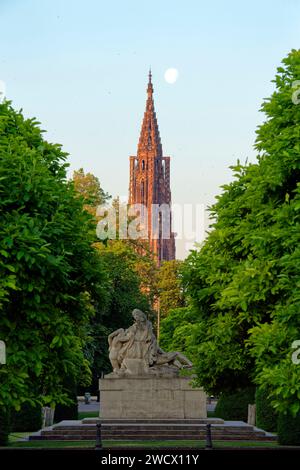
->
xmin=1 ymin=0 xmax=299 ymax=257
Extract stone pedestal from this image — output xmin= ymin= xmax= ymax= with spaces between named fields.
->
xmin=99 ymin=376 xmax=206 ymax=419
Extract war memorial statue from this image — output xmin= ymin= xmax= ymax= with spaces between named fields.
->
xmin=99 ymin=309 xmax=206 ymax=419
xmin=108 ymin=308 xmax=192 ymax=377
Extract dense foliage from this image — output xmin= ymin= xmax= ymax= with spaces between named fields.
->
xmin=214 ymin=388 xmax=255 ymax=422
xmin=255 ymin=387 xmax=277 ymax=432
xmin=54 ymin=378 xmax=78 ymax=422
xmin=182 ymin=50 xmax=300 ymax=415
xmin=90 ymin=240 xmax=151 ymax=381
xmin=0 ymin=408 xmax=10 ymax=445
xmin=0 ymin=101 xmax=108 ymax=411
xmin=73 ymin=168 xmax=110 ymax=217
xmin=12 ymin=402 xmax=42 ymax=432
xmin=157 ymin=260 xmax=185 ymax=318
xmin=71 ymin=176 xmax=155 ymax=383
xmin=159 ymin=307 xmax=198 ymax=359
xmin=277 ymin=412 xmax=300 ymax=445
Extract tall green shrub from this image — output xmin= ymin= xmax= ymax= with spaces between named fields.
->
xmin=255 ymin=387 xmax=277 ymax=432
xmin=12 ymin=403 xmax=42 ymax=432
xmin=214 ymin=387 xmax=255 ymax=421
xmin=0 ymin=407 xmax=10 ymax=446
xmin=54 ymin=379 xmax=78 ymax=422
xmin=278 ymin=412 xmax=300 ymax=445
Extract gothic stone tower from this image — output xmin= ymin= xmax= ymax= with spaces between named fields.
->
xmin=129 ymin=71 xmax=176 ymax=265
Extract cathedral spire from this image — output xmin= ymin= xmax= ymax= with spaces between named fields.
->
xmin=147 ymin=68 xmax=153 ymax=96
xmin=129 ymin=71 xmax=176 ymax=264
xmin=137 ymin=71 xmax=162 ymax=157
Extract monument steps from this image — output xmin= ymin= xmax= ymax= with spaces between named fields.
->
xmin=29 ymin=420 xmax=276 ymax=442
xmin=40 ymin=427 xmax=266 ymax=435
xmin=45 ymin=425 xmax=266 ymax=433
xmin=83 ymin=418 xmax=224 ymax=424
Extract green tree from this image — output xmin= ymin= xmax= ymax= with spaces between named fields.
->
xmin=92 ymin=240 xmax=151 ymax=378
xmin=108 ymin=196 xmax=159 ymax=306
xmin=97 ymin=240 xmax=151 ymax=328
xmin=0 ymin=101 xmax=108 ymax=412
xmin=157 ymin=260 xmax=185 ymax=318
xmin=73 ymin=168 xmax=110 ymax=215
xmin=94 ymin=193 xmax=159 ymax=307
xmin=72 ymin=176 xmax=156 ymax=385
xmin=159 ymin=307 xmax=198 ymax=362
xmin=182 ymin=50 xmax=300 ymax=416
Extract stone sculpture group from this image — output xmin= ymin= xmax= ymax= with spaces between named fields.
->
xmin=108 ymin=308 xmax=192 ymax=377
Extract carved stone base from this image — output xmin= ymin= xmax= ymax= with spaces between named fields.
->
xmin=99 ymin=376 xmax=207 ymax=419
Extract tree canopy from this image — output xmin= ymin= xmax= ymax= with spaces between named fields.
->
xmin=157 ymin=260 xmax=185 ymax=318
xmin=71 ymin=180 xmax=155 ymax=383
xmin=0 ymin=101 xmax=108 ymax=410
xmin=182 ymin=50 xmax=300 ymax=415
xmin=159 ymin=307 xmax=198 ymax=360
xmin=73 ymin=168 xmax=110 ymax=217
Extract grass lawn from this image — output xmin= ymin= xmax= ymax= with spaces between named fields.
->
xmin=8 ymin=432 xmax=32 ymax=443
xmin=6 ymin=439 xmax=279 ymax=449
xmin=78 ymin=411 xmax=99 ymax=420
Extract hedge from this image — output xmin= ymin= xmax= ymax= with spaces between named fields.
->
xmin=278 ymin=411 xmax=300 ymax=445
xmin=54 ymin=379 xmax=78 ymax=422
xmin=214 ymin=387 xmax=255 ymax=421
xmin=0 ymin=407 xmax=11 ymax=446
xmin=255 ymin=387 xmax=277 ymax=432
xmin=12 ymin=402 xmax=42 ymax=432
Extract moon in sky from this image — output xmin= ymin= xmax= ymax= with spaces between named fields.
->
xmin=164 ymin=68 xmax=179 ymax=84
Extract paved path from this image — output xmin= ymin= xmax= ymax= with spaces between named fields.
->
xmin=207 ymin=399 xmax=217 ymax=412
xmin=78 ymin=400 xmax=99 ymax=413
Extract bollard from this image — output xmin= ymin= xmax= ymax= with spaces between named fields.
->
xmin=84 ymin=392 xmax=91 ymax=404
xmin=95 ymin=421 xmax=103 ymax=451
xmin=205 ymin=423 xmax=213 ymax=449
